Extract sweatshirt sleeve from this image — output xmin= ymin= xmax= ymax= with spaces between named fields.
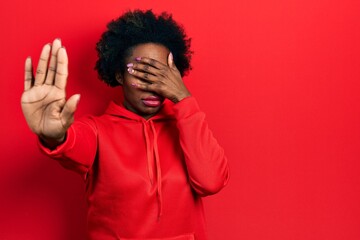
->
xmin=173 ymin=96 xmax=230 ymax=196
xmin=37 ymin=117 xmax=98 ymax=178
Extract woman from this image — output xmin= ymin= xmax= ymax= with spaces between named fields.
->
xmin=21 ymin=9 xmax=229 ymax=240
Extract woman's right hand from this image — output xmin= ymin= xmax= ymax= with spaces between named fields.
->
xmin=21 ymin=39 xmax=80 ymax=145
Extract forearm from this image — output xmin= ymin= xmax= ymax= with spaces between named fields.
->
xmin=38 ymin=117 xmax=98 ymax=177
xmin=174 ymin=97 xmax=230 ymax=196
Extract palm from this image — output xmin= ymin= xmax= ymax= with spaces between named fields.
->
xmin=21 ymin=39 xmax=80 ymax=141
xmin=21 ymin=84 xmax=66 ymax=138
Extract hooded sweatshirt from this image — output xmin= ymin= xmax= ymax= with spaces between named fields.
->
xmin=38 ymin=96 xmax=229 ymax=240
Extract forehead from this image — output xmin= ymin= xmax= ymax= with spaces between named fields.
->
xmin=128 ymin=43 xmax=169 ymax=64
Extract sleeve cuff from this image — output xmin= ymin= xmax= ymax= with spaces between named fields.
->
xmin=37 ymin=126 xmax=76 ymax=157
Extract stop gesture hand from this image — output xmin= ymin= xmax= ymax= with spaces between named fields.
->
xmin=21 ymin=39 xmax=80 ymax=145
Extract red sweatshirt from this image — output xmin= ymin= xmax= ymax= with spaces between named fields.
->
xmin=39 ymin=96 xmax=229 ymax=240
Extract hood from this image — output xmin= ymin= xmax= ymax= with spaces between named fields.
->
xmin=104 ymin=99 xmax=176 ymax=122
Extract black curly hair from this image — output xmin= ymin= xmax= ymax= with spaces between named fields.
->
xmin=95 ymin=9 xmax=193 ymax=87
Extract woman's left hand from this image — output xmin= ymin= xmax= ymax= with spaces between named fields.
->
xmin=127 ymin=53 xmax=191 ymax=103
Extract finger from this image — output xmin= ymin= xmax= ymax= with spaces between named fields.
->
xmin=45 ymin=38 xmax=62 ymax=85
xmin=131 ymin=82 xmax=164 ymax=96
xmin=127 ymin=67 xmax=157 ymax=83
xmin=131 ymin=82 xmax=157 ymax=92
xmin=60 ymin=94 xmax=80 ymax=128
xmin=24 ymin=57 xmax=33 ymax=91
xmin=128 ymin=62 xmax=161 ymax=76
xmin=34 ymin=43 xmax=51 ymax=86
xmin=54 ymin=47 xmax=68 ymax=90
xmin=167 ymin=52 xmax=178 ymax=70
xmin=135 ymin=57 xmax=167 ymax=69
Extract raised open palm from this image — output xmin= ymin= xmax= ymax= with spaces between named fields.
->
xmin=21 ymin=39 xmax=80 ymax=142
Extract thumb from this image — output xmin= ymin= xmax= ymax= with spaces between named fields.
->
xmin=167 ymin=52 xmax=177 ymax=70
xmin=60 ymin=94 xmax=81 ymax=127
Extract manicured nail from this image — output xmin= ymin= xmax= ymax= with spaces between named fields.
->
xmin=135 ymin=57 xmax=141 ymax=61
xmin=127 ymin=63 xmax=133 ymax=67
xmin=127 ymin=67 xmax=134 ymax=74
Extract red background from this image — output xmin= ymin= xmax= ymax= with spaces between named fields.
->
xmin=1 ymin=0 xmax=360 ymax=239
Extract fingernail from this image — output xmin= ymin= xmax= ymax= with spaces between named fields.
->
xmin=135 ymin=57 xmax=141 ymax=61
xmin=127 ymin=67 xmax=134 ymax=74
xmin=127 ymin=63 xmax=133 ymax=67
xmin=131 ymin=83 xmax=138 ymax=87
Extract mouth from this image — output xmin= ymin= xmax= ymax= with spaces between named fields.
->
xmin=142 ymin=95 xmax=163 ymax=107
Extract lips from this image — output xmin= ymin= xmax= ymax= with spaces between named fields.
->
xmin=142 ymin=96 xmax=162 ymax=107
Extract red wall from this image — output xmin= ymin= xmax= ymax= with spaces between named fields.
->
xmin=1 ymin=0 xmax=360 ymax=239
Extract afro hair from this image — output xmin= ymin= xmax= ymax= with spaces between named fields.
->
xmin=95 ymin=9 xmax=193 ymax=87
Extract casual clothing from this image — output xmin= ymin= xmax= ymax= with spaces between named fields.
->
xmin=39 ymin=96 xmax=229 ymax=240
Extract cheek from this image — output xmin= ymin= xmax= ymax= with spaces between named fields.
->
xmin=123 ymin=81 xmax=142 ymax=98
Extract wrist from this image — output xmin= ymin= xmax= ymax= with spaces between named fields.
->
xmin=39 ymin=134 xmax=66 ymax=149
xmin=172 ymin=91 xmax=191 ymax=103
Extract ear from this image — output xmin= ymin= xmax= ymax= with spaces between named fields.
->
xmin=115 ymin=72 xmax=124 ymax=85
